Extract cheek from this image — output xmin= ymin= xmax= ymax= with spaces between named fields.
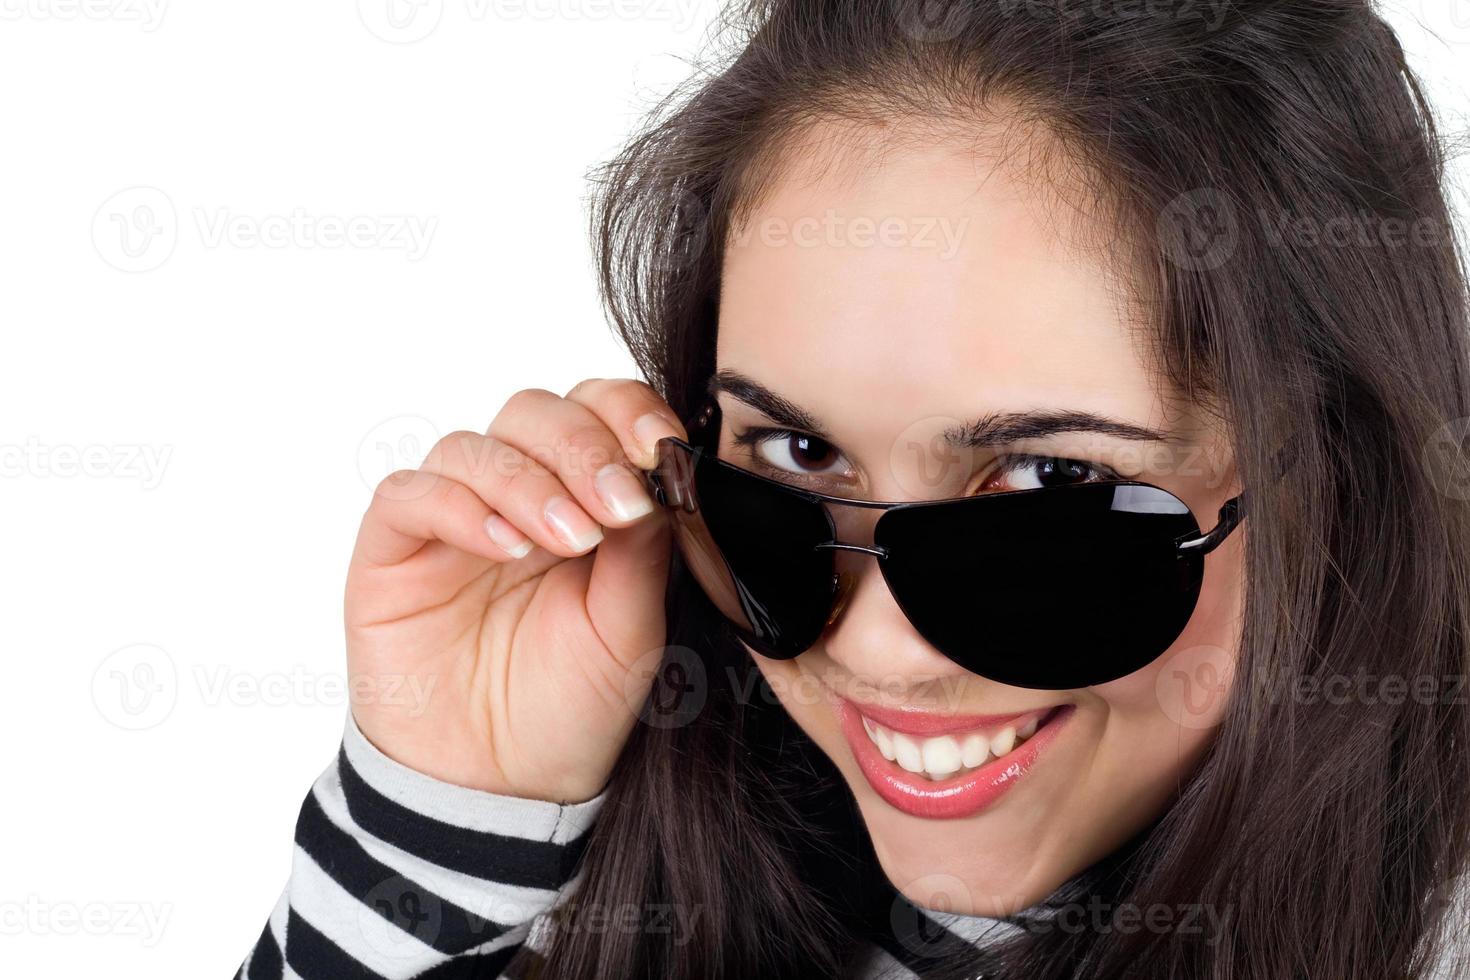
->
xmin=1089 ymin=535 xmax=1244 ymax=752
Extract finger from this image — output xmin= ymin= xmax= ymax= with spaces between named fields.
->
xmin=355 ymin=468 xmax=531 ymax=567
xmin=486 ymin=387 xmax=661 ymax=531
xmin=561 ymin=377 xmax=689 ymax=470
xmin=584 ymin=499 xmax=674 ymax=668
xmin=419 ymin=429 xmax=607 ymax=559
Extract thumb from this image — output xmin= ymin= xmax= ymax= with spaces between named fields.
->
xmin=582 ymin=510 xmax=673 ymax=670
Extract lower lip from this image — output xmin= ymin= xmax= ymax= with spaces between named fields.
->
xmin=836 ymin=698 xmax=1073 ymax=820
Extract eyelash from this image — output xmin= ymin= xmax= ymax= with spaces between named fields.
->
xmin=730 ymin=426 xmax=1121 ymax=491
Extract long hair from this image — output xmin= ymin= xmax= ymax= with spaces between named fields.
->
xmin=524 ymin=2 xmax=1470 ymax=977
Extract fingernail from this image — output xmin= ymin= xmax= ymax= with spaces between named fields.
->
xmin=483 ymin=514 xmax=533 ymax=558
xmin=594 ymin=463 xmax=656 ymax=521
xmin=543 ymin=495 xmax=604 ymax=552
xmin=631 ymin=413 xmax=677 ymax=468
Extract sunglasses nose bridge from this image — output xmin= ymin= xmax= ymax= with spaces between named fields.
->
xmin=816 ymin=536 xmax=886 ymax=634
xmin=813 ymin=540 xmax=889 ymax=558
xmin=813 ymin=501 xmax=889 ymax=631
xmin=815 ymin=496 xmax=889 ymax=556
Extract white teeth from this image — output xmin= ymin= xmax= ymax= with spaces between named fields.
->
xmin=864 ymin=718 xmax=895 ymax=759
xmin=892 ymin=733 xmax=925 ymax=774
xmin=875 ymin=726 xmax=895 ymax=761
xmin=858 ymin=712 xmax=1045 ymax=781
xmin=990 ymin=726 xmax=1016 ymax=757
xmin=865 ymin=717 xmax=903 ymax=764
xmin=870 ymin=725 xmax=893 ymax=764
xmin=920 ymin=736 xmax=963 ymax=780
xmin=960 ymin=733 xmax=989 ymax=768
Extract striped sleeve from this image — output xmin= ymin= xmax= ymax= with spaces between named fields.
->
xmin=236 ymin=713 xmax=606 ymax=979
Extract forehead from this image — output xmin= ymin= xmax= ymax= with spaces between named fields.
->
xmin=716 ymin=116 xmax=1175 ymax=447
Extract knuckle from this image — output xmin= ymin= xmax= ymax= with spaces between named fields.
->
xmin=373 ymin=468 xmax=422 ymax=498
xmin=502 ymin=387 xmax=558 ymax=416
xmin=611 ymin=377 xmax=663 ymax=403
xmin=381 ymin=467 xmax=419 ymax=489
xmin=613 ymin=378 xmax=680 ymax=429
xmin=563 ymin=377 xmax=607 ymax=399
xmin=556 ymin=421 xmax=620 ymax=478
xmin=369 ymin=466 xmax=446 ymax=509
xmin=499 ymin=452 xmax=549 ymax=498
xmin=427 ymin=429 xmax=481 ymax=467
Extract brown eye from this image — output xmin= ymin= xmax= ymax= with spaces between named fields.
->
xmin=754 ymin=430 xmax=850 ymax=477
xmin=981 ymin=455 xmax=1113 ymax=492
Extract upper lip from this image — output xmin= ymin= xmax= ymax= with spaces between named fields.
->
xmin=844 ymin=697 xmax=1058 ymax=737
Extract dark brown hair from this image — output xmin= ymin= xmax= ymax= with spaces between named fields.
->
xmin=525 ymin=2 xmax=1470 ymax=977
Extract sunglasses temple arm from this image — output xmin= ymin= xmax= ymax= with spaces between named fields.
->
xmin=1177 ymin=494 xmax=1245 ymax=556
xmin=1177 ymin=430 xmax=1299 ymax=556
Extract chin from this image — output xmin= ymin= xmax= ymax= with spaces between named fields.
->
xmin=856 ymin=791 xmax=1066 ymax=916
xmin=761 ymin=659 xmax=1093 ymax=916
xmin=780 ymin=686 xmax=1078 ymax=915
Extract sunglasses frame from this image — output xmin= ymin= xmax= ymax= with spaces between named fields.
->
xmin=639 ymin=394 xmax=1291 ymax=687
xmin=643 ymin=400 xmax=1248 ymax=560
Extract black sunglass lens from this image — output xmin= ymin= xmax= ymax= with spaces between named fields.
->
xmin=874 ymin=483 xmax=1206 ymax=689
xmin=653 ymin=440 xmax=838 ymax=659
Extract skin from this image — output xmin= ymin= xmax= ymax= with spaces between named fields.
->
xmin=343 ymin=109 xmax=1243 ymax=925
xmin=714 ymin=116 xmax=1244 ymax=916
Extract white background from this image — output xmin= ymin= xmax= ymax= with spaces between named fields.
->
xmin=1 ymin=1 xmax=1466 ymax=975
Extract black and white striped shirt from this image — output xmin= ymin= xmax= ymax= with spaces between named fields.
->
xmin=235 ymin=715 xmax=1020 ymax=979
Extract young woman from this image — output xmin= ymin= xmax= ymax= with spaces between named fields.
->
xmin=237 ymin=1 xmax=1470 ymax=977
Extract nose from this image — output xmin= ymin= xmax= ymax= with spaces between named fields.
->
xmin=818 ymin=507 xmax=962 ymax=685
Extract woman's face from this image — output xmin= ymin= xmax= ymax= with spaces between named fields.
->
xmin=714 ymin=118 xmax=1243 ymax=917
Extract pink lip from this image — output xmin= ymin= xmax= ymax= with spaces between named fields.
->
xmin=846 ymin=700 xmax=1040 ymax=736
xmin=835 ymin=697 xmax=1073 ymax=820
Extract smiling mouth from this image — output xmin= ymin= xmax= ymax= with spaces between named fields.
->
xmin=858 ymin=709 xmax=1049 ymax=781
xmin=833 ymin=696 xmax=1073 ymax=819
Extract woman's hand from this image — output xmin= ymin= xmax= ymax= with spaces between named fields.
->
xmin=344 ymin=379 xmax=686 ymax=803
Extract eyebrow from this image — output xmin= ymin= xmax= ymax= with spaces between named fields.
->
xmin=708 ymin=369 xmax=1178 ymax=449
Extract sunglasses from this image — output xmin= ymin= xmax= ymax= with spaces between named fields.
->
xmin=642 ymin=400 xmax=1265 ymax=690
